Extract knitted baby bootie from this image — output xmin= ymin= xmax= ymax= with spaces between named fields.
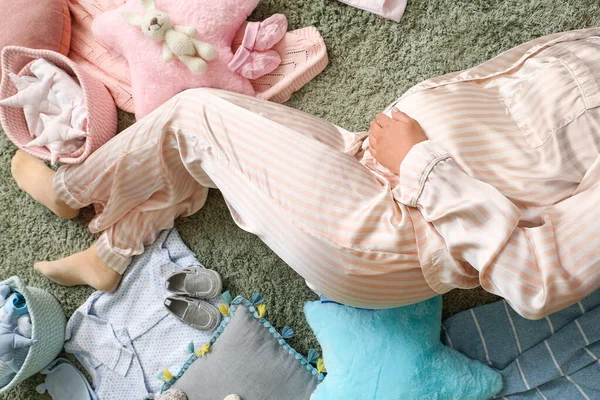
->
xmin=254 ymin=14 xmax=288 ymax=50
xmin=236 ymin=50 xmax=281 ymax=80
xmin=228 ymin=14 xmax=288 ymax=79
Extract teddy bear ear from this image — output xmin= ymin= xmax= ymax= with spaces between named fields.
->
xmin=140 ymin=0 xmax=157 ymax=11
xmin=121 ymin=12 xmax=143 ymax=27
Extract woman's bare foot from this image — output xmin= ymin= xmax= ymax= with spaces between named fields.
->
xmin=34 ymin=244 xmax=121 ymax=292
xmin=11 ymin=150 xmax=79 ymax=219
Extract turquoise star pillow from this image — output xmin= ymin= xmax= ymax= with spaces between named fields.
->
xmin=304 ymin=297 xmax=503 ymax=400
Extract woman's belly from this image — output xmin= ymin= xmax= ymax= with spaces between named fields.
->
xmin=390 ymin=36 xmax=600 ymax=209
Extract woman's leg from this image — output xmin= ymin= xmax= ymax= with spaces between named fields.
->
xmin=12 ymin=88 xmax=433 ymax=307
xmin=11 ymin=95 xmax=210 ymax=291
xmin=155 ymin=89 xmax=433 ymax=307
xmin=11 ymin=152 xmax=78 ymax=219
xmin=11 ymin=151 xmax=121 ymax=291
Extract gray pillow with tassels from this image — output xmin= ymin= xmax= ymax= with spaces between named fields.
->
xmin=160 ymin=293 xmax=323 ymax=400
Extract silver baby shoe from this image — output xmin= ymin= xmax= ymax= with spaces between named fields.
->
xmin=165 ymin=267 xmax=222 ymax=298
xmin=164 ymin=296 xmax=221 ymax=331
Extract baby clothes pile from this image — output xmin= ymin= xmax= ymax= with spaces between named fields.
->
xmin=0 ymin=285 xmax=35 ymax=388
xmin=65 ymin=229 xmax=220 ymax=399
xmin=0 ymin=59 xmax=87 ymax=164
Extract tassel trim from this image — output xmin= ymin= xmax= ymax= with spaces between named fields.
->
xmin=218 ymin=304 xmax=230 ymax=316
xmin=160 ymin=294 xmax=325 ymax=394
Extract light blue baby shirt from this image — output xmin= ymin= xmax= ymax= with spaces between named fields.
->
xmin=65 ymin=229 xmax=219 ymax=400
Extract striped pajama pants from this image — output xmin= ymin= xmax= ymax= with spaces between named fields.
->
xmin=55 ymin=28 xmax=600 ymax=317
xmin=54 ymin=88 xmax=433 ymax=308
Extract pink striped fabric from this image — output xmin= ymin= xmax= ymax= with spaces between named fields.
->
xmin=53 ymin=28 xmax=600 ymax=319
xmin=389 ymin=28 xmax=600 ymax=319
xmin=0 ymin=46 xmax=117 ymax=164
xmin=54 ymin=88 xmax=433 ymax=308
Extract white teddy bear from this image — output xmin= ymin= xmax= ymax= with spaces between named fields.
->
xmin=122 ymin=0 xmax=217 ymax=74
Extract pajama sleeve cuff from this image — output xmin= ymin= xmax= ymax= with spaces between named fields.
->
xmin=395 ymin=140 xmax=451 ymax=207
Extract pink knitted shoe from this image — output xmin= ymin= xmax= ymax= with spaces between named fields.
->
xmin=228 ymin=14 xmax=288 ymax=80
xmin=234 ymin=50 xmax=281 ymax=80
xmin=254 ymin=14 xmax=288 ymax=50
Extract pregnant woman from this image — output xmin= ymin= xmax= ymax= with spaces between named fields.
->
xmin=11 ymin=28 xmax=600 ymax=319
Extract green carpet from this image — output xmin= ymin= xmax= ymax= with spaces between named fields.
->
xmin=1 ymin=0 xmax=599 ymax=397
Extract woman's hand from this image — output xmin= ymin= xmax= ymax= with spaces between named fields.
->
xmin=369 ymin=108 xmax=428 ymax=173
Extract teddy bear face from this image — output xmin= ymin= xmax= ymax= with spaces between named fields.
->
xmin=139 ymin=9 xmax=172 ymax=41
xmin=122 ymin=0 xmax=174 ymax=42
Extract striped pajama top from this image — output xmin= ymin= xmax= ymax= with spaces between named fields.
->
xmin=385 ymin=27 xmax=600 ymax=319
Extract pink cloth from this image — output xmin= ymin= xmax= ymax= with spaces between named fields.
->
xmin=67 ymin=0 xmax=134 ymax=113
xmin=246 ymin=27 xmax=329 ymax=104
xmin=91 ymin=0 xmax=257 ymax=119
xmin=337 ymin=0 xmax=407 ymax=22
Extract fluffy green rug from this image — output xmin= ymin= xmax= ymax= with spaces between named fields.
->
xmin=1 ymin=0 xmax=598 ymax=397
